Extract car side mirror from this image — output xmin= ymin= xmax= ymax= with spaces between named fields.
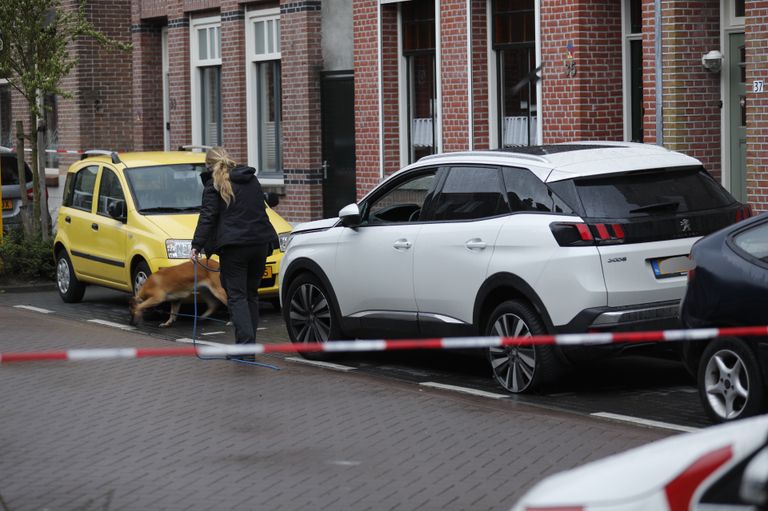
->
xmin=264 ymin=192 xmax=280 ymax=208
xmin=741 ymin=446 xmax=768 ymax=506
xmin=339 ymin=203 xmax=361 ymax=228
xmin=107 ymin=200 xmax=127 ymax=223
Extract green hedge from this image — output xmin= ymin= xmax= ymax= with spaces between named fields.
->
xmin=0 ymin=228 xmax=55 ymax=282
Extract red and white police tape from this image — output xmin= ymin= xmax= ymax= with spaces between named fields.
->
xmin=2 ymin=325 xmax=768 ymax=364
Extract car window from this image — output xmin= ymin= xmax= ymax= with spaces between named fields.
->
xmin=365 ymin=171 xmax=437 ymax=224
xmin=0 ymin=155 xmax=32 ymax=186
xmin=551 ymin=166 xmax=735 ymax=219
xmin=427 ymin=166 xmax=508 ymax=221
xmin=96 ymin=168 xmax=126 ymax=217
xmin=124 ymin=164 xmax=206 ymax=212
xmin=69 ymin=165 xmax=98 ymax=212
xmin=502 ymin=167 xmax=573 ymax=214
xmin=733 ymin=220 xmax=768 ymax=263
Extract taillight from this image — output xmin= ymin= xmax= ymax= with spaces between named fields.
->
xmin=664 ymin=445 xmax=732 ymax=511
xmin=550 ymin=222 xmax=625 ymax=247
xmin=25 ymin=185 xmax=47 ymax=200
xmin=736 ymin=204 xmax=752 ymax=222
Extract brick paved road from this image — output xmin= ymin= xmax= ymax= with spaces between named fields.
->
xmin=0 ymin=305 xmax=671 ymax=511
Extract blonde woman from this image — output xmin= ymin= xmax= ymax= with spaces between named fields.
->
xmin=191 ymin=147 xmax=277 ymax=357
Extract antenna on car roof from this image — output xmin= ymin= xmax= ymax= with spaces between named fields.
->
xmin=81 ymin=150 xmax=121 ymax=164
xmin=178 ymin=145 xmax=212 ymax=152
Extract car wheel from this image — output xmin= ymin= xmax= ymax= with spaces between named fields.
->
xmin=698 ymin=338 xmax=765 ymax=422
xmin=485 ymin=300 xmax=560 ymax=393
xmin=132 ymin=260 xmax=151 ymax=296
xmin=283 ymin=273 xmax=343 ymax=360
xmin=56 ymin=250 xmax=85 ymax=303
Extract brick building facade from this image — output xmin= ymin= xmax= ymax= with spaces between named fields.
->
xmin=1 ymin=0 xmax=766 ymax=221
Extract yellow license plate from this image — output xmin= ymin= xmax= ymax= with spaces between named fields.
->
xmin=1 ymin=199 xmax=11 ymax=210
xmin=263 ymin=265 xmax=273 ymax=279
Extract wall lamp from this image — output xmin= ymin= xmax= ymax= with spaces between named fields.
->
xmin=702 ymin=50 xmax=724 ymax=73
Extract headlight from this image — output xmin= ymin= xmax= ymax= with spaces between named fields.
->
xmin=166 ymin=239 xmax=192 ymax=259
xmin=278 ymin=232 xmax=291 ymax=252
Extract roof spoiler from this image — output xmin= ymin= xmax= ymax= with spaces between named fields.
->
xmin=81 ymin=150 xmax=121 ymax=164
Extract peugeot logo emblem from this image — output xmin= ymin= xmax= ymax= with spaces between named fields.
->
xmin=680 ymin=218 xmax=691 ymax=232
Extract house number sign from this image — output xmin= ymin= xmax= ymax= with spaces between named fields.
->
xmin=754 ymin=80 xmax=765 ymax=93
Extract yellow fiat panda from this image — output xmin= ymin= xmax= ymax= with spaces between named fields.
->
xmin=53 ymin=150 xmax=292 ymax=306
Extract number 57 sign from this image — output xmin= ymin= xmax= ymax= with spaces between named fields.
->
xmin=754 ymin=80 xmax=765 ymax=93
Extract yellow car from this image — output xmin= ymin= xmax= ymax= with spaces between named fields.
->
xmin=53 ymin=150 xmax=292 ymax=307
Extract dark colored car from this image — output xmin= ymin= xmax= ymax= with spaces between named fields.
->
xmin=681 ymin=211 xmax=768 ymax=423
xmin=0 ymin=150 xmax=34 ymax=232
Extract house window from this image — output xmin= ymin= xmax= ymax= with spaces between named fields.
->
xmin=0 ymin=82 xmax=11 ymax=148
xmin=246 ymin=10 xmax=282 ymax=178
xmin=402 ymin=1 xmax=436 ymax=164
xmin=191 ymin=18 xmax=222 ymax=147
xmin=623 ymin=0 xmax=643 ymax=142
xmin=493 ymin=0 xmax=538 ymax=147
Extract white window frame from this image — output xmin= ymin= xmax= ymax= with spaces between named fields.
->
xmin=190 ymin=15 xmax=222 ymax=147
xmin=162 ymin=27 xmax=170 ymax=151
xmin=245 ymin=7 xmax=282 ymax=183
xmin=487 ymin=0 xmax=542 ymax=149
xmin=721 ymin=0 xmax=745 ymax=192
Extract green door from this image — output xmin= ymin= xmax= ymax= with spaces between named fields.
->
xmin=729 ymin=33 xmax=747 ymax=202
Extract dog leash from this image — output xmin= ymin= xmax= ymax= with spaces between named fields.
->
xmin=192 ymin=257 xmax=279 ymax=370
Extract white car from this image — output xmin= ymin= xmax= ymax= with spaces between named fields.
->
xmin=510 ymin=414 xmax=768 ymax=510
xmin=279 ymin=142 xmax=744 ymax=393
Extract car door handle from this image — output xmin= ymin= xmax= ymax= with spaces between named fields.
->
xmin=64 ymin=216 xmax=71 ymax=223
xmin=91 ymin=223 xmax=99 ymax=231
xmin=393 ymin=239 xmax=412 ymax=250
xmin=465 ymin=238 xmax=487 ymax=250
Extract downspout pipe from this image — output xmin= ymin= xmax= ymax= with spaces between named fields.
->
xmin=655 ymin=0 xmax=663 ymax=146
xmin=378 ymin=3 xmax=385 ymax=180
xmin=467 ymin=0 xmax=473 ymax=150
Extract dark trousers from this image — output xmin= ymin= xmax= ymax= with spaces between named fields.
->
xmin=219 ymin=243 xmax=269 ymax=344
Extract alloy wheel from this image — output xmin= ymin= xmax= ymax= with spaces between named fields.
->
xmin=56 ymin=257 xmax=71 ymax=294
xmin=288 ymin=283 xmax=332 ymax=344
xmin=133 ymin=270 xmax=149 ymax=295
xmin=488 ymin=313 xmax=536 ymax=393
xmin=704 ymin=348 xmax=750 ymax=420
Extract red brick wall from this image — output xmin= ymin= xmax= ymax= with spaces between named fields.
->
xmin=131 ymin=19 xmax=164 ymax=151
xmin=220 ymin=3 xmax=247 ymax=163
xmin=746 ymin=2 xmax=768 ymax=211
xmin=659 ymin=0 xmax=721 ymax=179
xmin=279 ymin=0 xmax=324 ymax=221
xmin=167 ymin=4 xmax=192 ymax=150
xmin=441 ymin=0 xmax=471 ymax=152
xmin=540 ymin=0 xmax=623 ymax=142
xmin=472 ymin=0 xmax=489 ymax=150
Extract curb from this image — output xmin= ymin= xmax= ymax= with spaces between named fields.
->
xmin=0 ymin=281 xmax=57 ymax=293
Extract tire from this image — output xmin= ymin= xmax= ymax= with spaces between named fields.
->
xmin=132 ymin=260 xmax=151 ymax=296
xmin=485 ymin=300 xmax=561 ymax=393
xmin=283 ymin=273 xmax=344 ymax=360
xmin=56 ymin=250 xmax=85 ymax=303
xmin=698 ymin=338 xmax=765 ymax=422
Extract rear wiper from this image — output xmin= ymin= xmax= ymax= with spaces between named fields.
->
xmin=137 ymin=206 xmax=199 ymax=213
xmin=629 ymin=201 xmax=680 ymax=214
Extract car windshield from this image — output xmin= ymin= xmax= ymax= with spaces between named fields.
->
xmin=124 ymin=164 xmax=206 ymax=212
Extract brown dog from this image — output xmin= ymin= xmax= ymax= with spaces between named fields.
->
xmin=129 ymin=258 xmax=228 ymax=327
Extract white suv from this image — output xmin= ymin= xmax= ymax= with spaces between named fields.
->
xmin=279 ymin=142 xmax=744 ymax=393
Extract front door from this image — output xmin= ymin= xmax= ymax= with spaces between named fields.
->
xmin=321 ymin=73 xmax=356 ymax=218
xmin=729 ymin=32 xmax=747 ymax=202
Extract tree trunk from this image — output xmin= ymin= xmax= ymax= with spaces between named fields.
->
xmin=15 ymin=121 xmax=33 ymax=236
xmin=28 ymin=112 xmax=41 ymax=235
xmin=36 ymin=108 xmax=50 ymax=240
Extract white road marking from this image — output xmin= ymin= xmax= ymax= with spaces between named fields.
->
xmin=201 ymin=331 xmax=226 ymax=336
xmin=14 ymin=305 xmax=55 ymax=314
xmin=591 ymin=412 xmax=700 ymax=433
xmin=419 ymin=382 xmax=509 ymax=400
xmin=326 ymin=460 xmax=362 ymax=467
xmin=285 ymin=357 xmax=357 ymax=372
xmin=86 ymin=319 xmax=136 ymax=331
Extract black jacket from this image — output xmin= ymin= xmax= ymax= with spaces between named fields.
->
xmin=191 ymin=165 xmax=278 ymax=256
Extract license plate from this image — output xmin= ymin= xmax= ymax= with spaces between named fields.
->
xmin=263 ymin=265 xmax=273 ymax=279
xmin=650 ymin=255 xmax=693 ymax=279
xmin=1 ymin=199 xmax=11 ymax=210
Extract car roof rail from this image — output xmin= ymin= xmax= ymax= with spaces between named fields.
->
xmin=178 ymin=145 xmax=212 ymax=152
xmin=81 ymin=150 xmax=122 ymax=164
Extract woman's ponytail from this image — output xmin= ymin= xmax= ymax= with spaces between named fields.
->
xmin=205 ymin=146 xmax=236 ymax=206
